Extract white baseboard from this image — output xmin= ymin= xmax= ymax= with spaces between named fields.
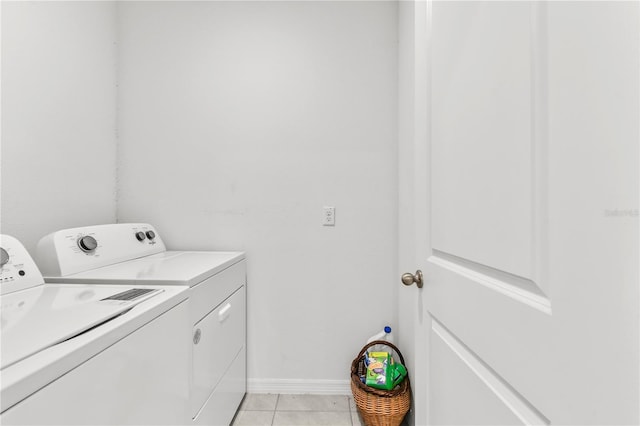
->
xmin=247 ymin=379 xmax=351 ymax=395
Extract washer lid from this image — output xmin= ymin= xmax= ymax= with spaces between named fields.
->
xmin=1 ymin=284 xmax=161 ymax=369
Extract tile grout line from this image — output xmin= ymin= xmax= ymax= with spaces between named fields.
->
xmin=270 ymin=394 xmax=280 ymax=426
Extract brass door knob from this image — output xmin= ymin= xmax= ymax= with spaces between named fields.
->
xmin=401 ymin=270 xmax=423 ymax=288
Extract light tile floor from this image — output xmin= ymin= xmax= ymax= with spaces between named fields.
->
xmin=231 ymin=394 xmax=364 ymax=426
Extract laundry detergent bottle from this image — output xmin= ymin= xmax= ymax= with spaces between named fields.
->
xmin=366 ymin=326 xmax=392 ymax=353
xmin=366 ymin=326 xmax=392 ymax=344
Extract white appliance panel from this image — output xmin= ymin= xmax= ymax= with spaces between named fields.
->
xmin=36 ymin=224 xmax=165 ymax=277
xmin=1 ymin=301 xmax=190 ymax=425
xmin=191 ymin=286 xmax=245 ymax=419
xmin=193 ymin=348 xmax=247 ymax=426
xmin=189 ymin=260 xmax=246 ymax=325
xmin=1 ymin=285 xmax=162 ymax=369
xmin=0 ymin=284 xmax=188 ymax=414
xmin=0 ymin=235 xmax=43 ymax=295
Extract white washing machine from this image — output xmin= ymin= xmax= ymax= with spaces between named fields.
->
xmin=0 ymin=234 xmax=190 ymax=425
xmin=36 ymin=224 xmax=247 ymax=426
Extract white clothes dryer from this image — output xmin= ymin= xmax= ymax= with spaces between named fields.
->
xmin=36 ymin=224 xmax=246 ymax=426
xmin=0 ymin=235 xmax=190 ymax=425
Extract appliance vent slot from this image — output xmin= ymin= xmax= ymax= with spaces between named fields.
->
xmin=101 ymin=288 xmax=156 ymax=301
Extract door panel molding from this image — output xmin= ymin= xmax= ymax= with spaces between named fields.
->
xmin=530 ymin=1 xmax=550 ymax=298
xmin=429 ymin=249 xmax=551 ymax=314
xmin=432 ymin=318 xmax=549 ymax=426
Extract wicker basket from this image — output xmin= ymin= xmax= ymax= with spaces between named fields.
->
xmin=350 ymin=340 xmax=411 ymax=426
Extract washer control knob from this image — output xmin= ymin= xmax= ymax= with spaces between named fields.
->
xmin=0 ymin=248 xmax=9 ymax=267
xmin=78 ymin=236 xmax=98 ymax=252
xmin=145 ymin=230 xmax=156 ymax=240
xmin=135 ymin=232 xmax=146 ymax=241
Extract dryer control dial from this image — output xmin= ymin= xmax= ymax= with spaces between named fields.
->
xmin=135 ymin=232 xmax=146 ymax=242
xmin=78 ymin=236 xmax=98 ymax=253
xmin=0 ymin=247 xmax=9 ymax=267
xmin=145 ymin=230 xmax=156 ymax=240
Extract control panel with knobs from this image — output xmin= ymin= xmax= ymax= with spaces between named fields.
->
xmin=77 ymin=236 xmax=98 ymax=253
xmin=135 ymin=230 xmax=156 ymax=242
xmin=37 ymin=224 xmax=166 ymax=278
xmin=0 ymin=235 xmax=45 ymax=295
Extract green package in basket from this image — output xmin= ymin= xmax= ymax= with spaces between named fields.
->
xmin=365 ymin=351 xmax=408 ymax=390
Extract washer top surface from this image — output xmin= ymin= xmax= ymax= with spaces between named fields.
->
xmin=1 ymin=283 xmax=164 ymax=370
xmin=0 ymin=234 xmax=190 ymax=413
xmin=1 ymin=282 xmax=188 ymax=413
xmin=45 ymin=251 xmax=245 ymax=286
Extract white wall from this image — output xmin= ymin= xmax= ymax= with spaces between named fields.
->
xmin=1 ymin=2 xmax=118 ymax=253
xmin=0 ymin=0 xmax=399 ymax=392
xmin=116 ymin=1 xmax=399 ymax=390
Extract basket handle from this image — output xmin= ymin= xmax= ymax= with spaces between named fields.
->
xmin=357 ymin=340 xmax=406 ymax=366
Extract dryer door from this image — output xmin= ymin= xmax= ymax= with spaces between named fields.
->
xmin=191 ymin=286 xmax=245 ymax=419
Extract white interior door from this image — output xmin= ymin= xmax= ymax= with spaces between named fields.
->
xmin=404 ymin=2 xmax=639 ymax=425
